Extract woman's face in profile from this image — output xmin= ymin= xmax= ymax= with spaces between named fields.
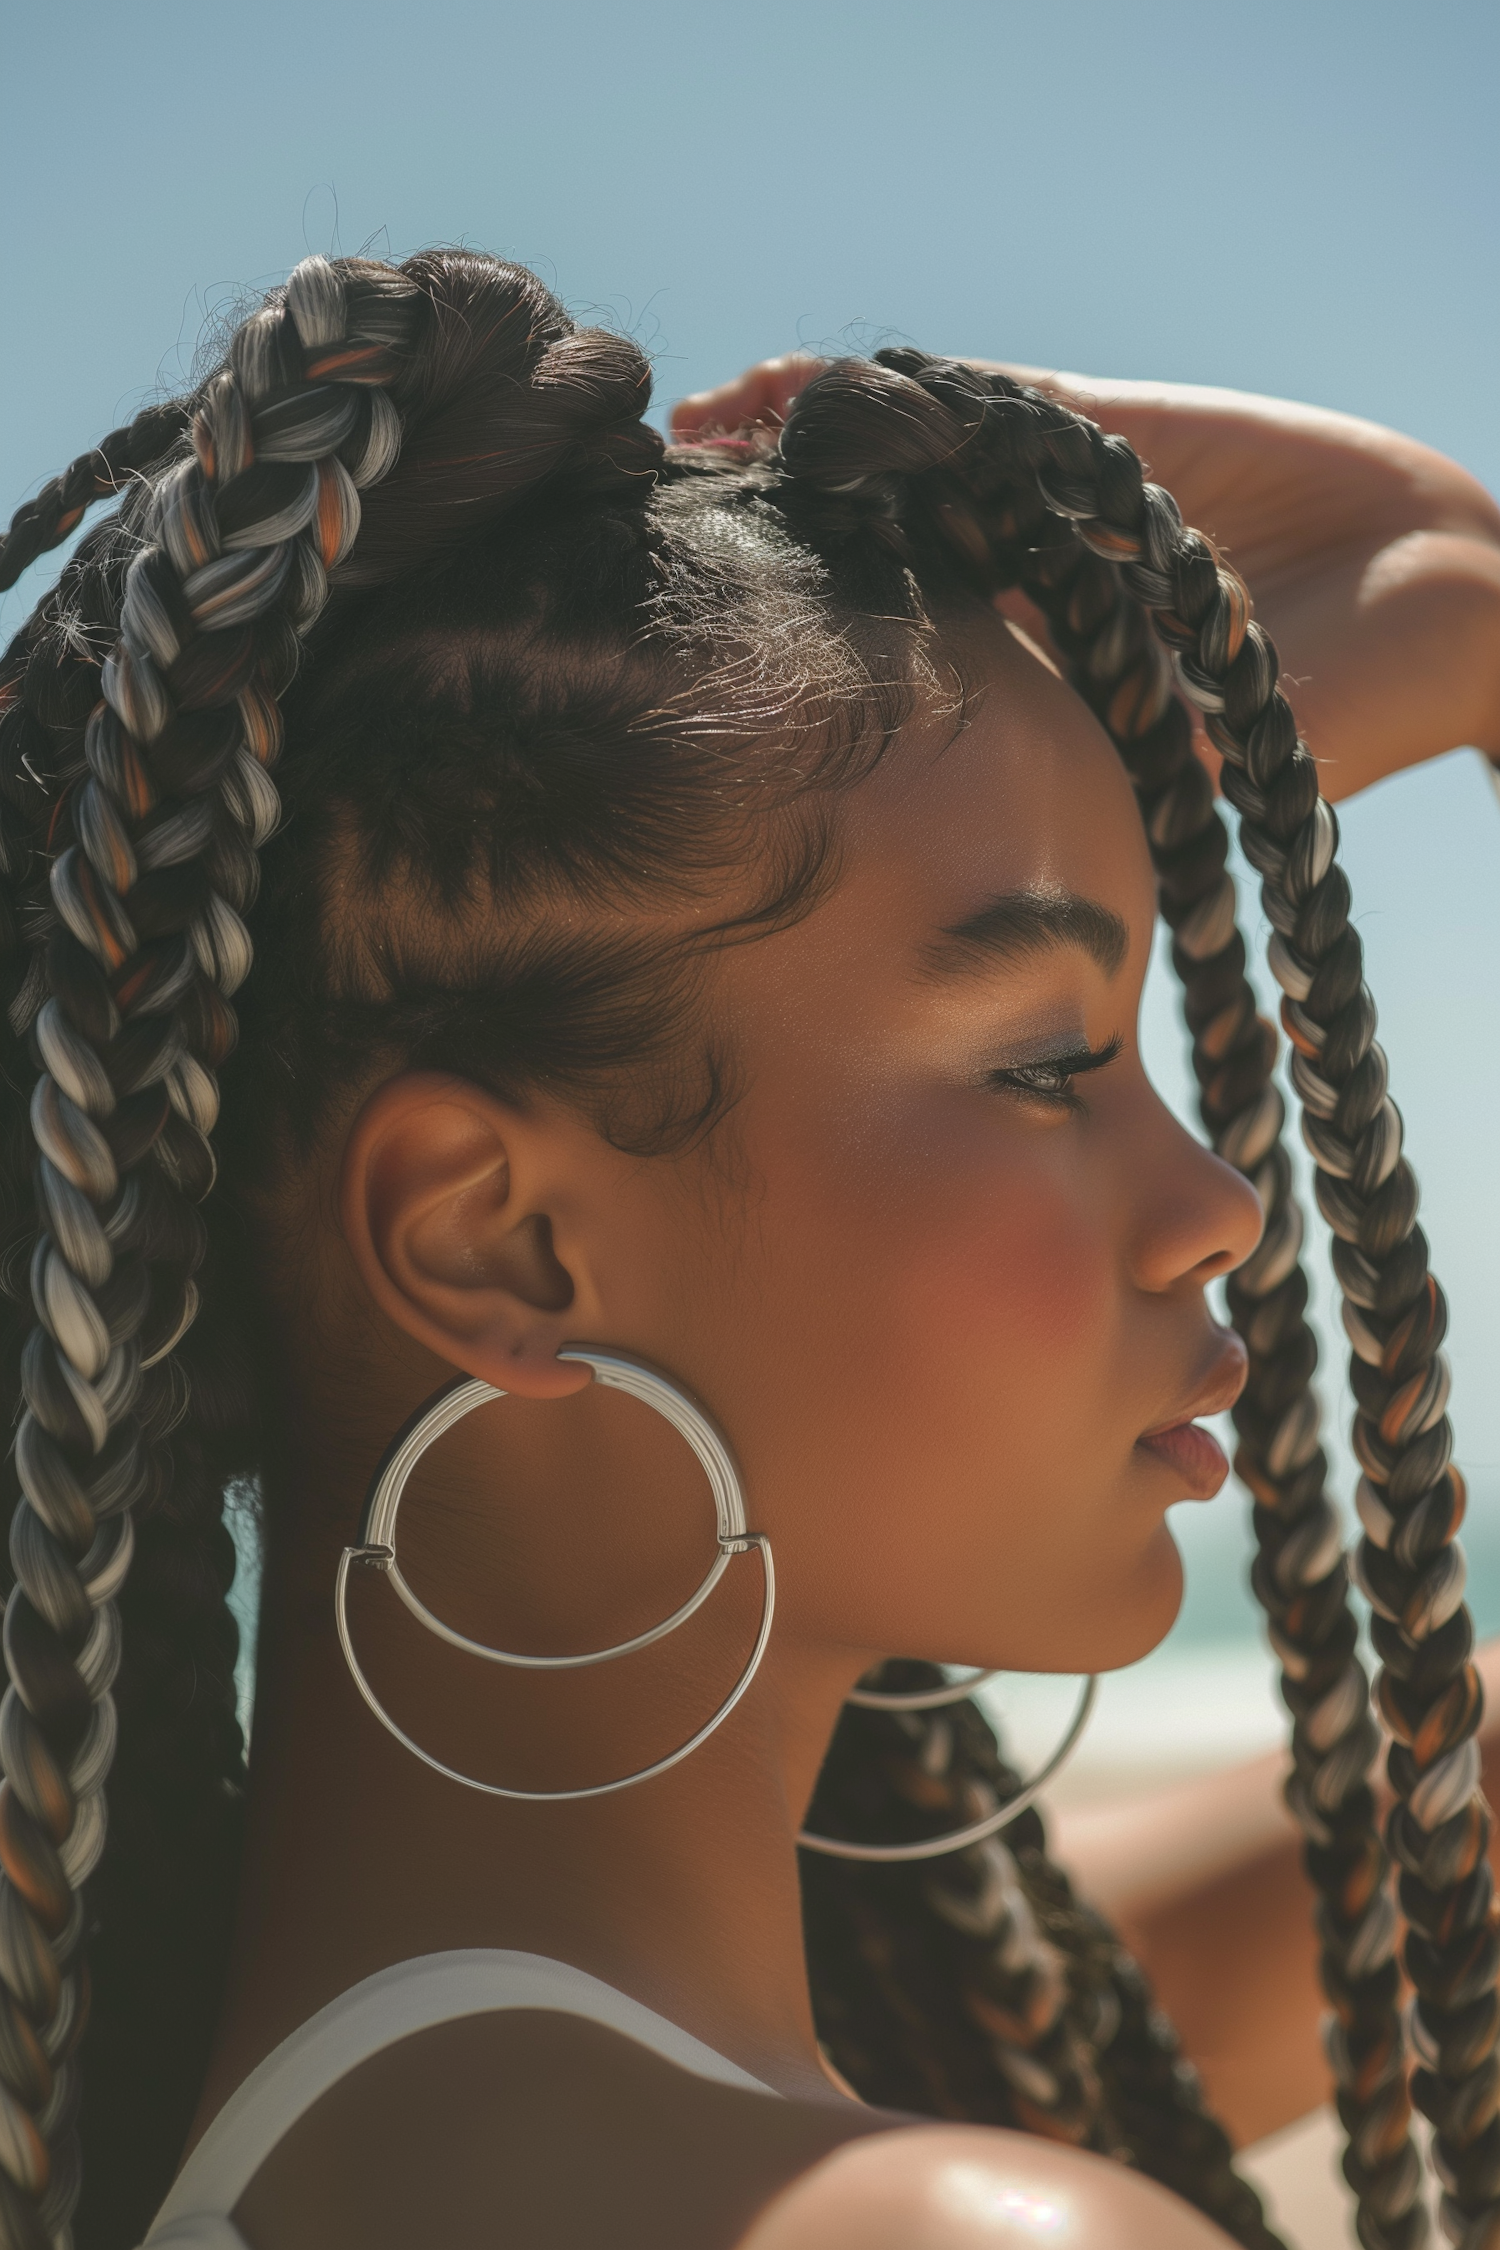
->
xmin=613 ymin=607 xmax=1263 ymax=1682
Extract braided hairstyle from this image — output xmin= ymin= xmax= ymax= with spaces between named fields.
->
xmin=0 ymin=256 xmax=1486 ymax=2250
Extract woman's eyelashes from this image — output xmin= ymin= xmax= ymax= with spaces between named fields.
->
xmin=985 ymin=1034 xmax=1124 ymax=1113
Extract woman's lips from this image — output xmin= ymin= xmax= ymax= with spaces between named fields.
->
xmin=1134 ymin=1333 xmax=1246 ymax=1498
xmin=1134 ymin=1419 xmax=1230 ymax=1498
xmin=1137 ymin=1323 xmax=1241 ymax=1503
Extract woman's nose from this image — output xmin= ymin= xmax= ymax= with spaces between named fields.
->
xmin=1127 ymin=1110 xmax=1265 ymax=1296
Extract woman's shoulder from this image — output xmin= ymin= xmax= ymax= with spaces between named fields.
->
xmin=738 ymin=2122 xmax=1242 ymax=2250
xmin=230 ymin=2002 xmax=854 ymax=2248
xmin=228 ymin=2002 xmax=1237 ymax=2250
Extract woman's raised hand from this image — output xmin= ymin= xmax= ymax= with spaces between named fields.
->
xmin=675 ymin=356 xmax=1500 ymax=801
xmin=673 ymin=354 xmax=826 ymax=442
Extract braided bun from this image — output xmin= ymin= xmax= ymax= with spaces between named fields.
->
xmin=326 ymin=251 xmax=662 ymax=596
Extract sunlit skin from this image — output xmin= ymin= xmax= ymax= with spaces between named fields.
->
xmin=210 ymin=606 xmax=1258 ymax=2248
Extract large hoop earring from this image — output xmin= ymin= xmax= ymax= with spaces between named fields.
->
xmin=335 ymin=1347 xmax=774 ymax=1802
xmin=797 ymin=1672 xmax=1097 ymax=1863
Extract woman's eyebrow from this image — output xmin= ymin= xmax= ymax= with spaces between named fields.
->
xmin=918 ymin=889 xmax=1130 ymax=980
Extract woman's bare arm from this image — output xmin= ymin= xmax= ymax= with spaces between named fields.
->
xmin=676 ymin=359 xmax=1500 ymax=803
xmin=988 ymin=364 xmax=1500 ymax=801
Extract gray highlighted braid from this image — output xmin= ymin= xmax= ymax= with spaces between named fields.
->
xmin=0 ymin=255 xmax=422 ymax=2247
xmin=1006 ymin=467 xmax=1422 ymax=2245
xmin=3 ymin=247 xmax=665 ymax=2244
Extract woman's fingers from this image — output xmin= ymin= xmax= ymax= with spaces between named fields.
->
xmin=671 ymin=354 xmax=827 ymax=440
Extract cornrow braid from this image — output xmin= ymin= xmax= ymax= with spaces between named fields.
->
xmin=0 ymin=254 xmax=423 ymax=2249
xmin=801 ymin=1669 xmax=1288 ymax=2249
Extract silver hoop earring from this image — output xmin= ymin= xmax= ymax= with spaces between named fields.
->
xmin=336 ymin=1347 xmax=774 ymax=1802
xmin=797 ymin=1673 xmax=1097 ymax=1863
xmin=845 ymin=1666 xmax=1005 ymax=1712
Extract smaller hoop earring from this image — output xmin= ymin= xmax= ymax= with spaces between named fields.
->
xmin=336 ymin=1348 xmax=774 ymax=1803
xmin=845 ymin=1666 xmax=1004 ymax=1712
xmin=797 ymin=1674 xmax=1097 ymax=1863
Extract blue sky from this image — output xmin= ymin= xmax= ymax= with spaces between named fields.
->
xmin=5 ymin=0 xmax=1496 ymax=516
xmin=5 ymin=0 xmax=1499 ymax=1589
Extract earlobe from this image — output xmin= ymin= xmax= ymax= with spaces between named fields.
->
xmin=339 ymin=1073 xmax=594 ymax=1399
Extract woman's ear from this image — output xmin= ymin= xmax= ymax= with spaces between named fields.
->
xmin=339 ymin=1073 xmax=596 ymax=1398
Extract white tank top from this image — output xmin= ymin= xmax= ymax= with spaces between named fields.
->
xmin=141 ymin=1948 xmax=774 ymax=2248
xmin=138 ymin=1943 xmax=1348 ymax=2249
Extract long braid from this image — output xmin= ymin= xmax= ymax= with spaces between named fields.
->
xmin=991 ymin=379 xmax=1494 ymax=2250
xmin=803 ymin=1666 xmax=1104 ymax=2141
xmin=997 ymin=471 xmax=1422 ymax=2246
xmin=4 ymin=252 xmax=674 ymax=2242
xmin=785 ymin=353 xmax=1498 ymax=2245
xmin=0 ymin=617 xmax=252 ymax=2242
xmin=0 ymin=255 xmax=422 ymax=2247
xmin=2 ymin=493 xmax=252 ymax=2232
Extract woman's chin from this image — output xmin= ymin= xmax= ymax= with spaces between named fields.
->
xmin=1093 ymin=1520 xmax=1185 ymax=1670
xmin=986 ymin=1520 xmax=1185 ymax=1677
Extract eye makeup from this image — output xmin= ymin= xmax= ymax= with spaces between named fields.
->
xmin=985 ymin=1033 xmax=1123 ymax=1111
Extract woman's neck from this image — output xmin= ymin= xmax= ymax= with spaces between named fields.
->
xmin=190 ymin=1445 xmax=863 ymax=2152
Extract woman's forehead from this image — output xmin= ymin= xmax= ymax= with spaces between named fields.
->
xmin=844 ymin=619 xmax=1156 ymax=943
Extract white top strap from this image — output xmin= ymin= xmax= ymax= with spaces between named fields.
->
xmin=146 ymin=1948 xmax=772 ymax=2242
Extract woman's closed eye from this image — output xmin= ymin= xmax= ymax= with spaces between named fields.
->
xmin=986 ymin=1034 xmax=1123 ymax=1112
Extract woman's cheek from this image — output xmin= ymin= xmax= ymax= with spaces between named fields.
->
xmin=726 ymin=1089 xmax=1122 ymax=1485
xmin=902 ymin=1146 xmax=1120 ymax=1396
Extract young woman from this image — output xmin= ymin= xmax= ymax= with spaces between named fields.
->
xmin=2 ymin=248 xmax=1498 ymax=2250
